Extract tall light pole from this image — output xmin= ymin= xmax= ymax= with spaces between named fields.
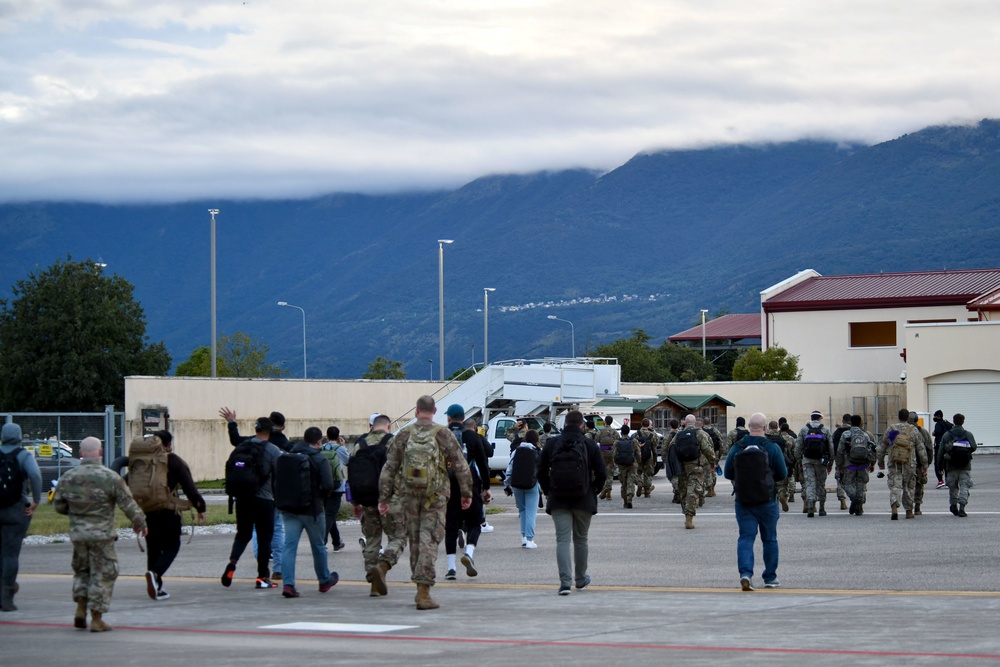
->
xmin=483 ymin=287 xmax=496 ymax=366
xmin=208 ymin=208 xmax=219 ymax=377
xmin=278 ymin=301 xmax=307 ymax=378
xmin=547 ymin=315 xmax=576 ymax=358
xmin=437 ymin=239 xmax=453 ymax=381
xmin=428 ymin=359 xmax=433 ymax=380
xmin=700 ymin=309 xmax=709 ymax=358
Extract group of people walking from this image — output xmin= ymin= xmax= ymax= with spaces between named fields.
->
xmin=0 ymin=400 xmax=982 ymax=628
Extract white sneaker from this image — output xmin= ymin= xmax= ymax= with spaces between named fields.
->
xmin=524 ymin=540 xmax=538 ymax=549
xmin=521 ymin=537 xmax=527 ymax=547
xmin=480 ymin=523 xmax=494 ymax=533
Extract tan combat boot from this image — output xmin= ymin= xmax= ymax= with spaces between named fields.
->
xmin=840 ymin=498 xmax=848 ymax=510
xmin=74 ymin=599 xmax=88 ymax=629
xmin=780 ymin=496 xmax=789 ymax=512
xmin=90 ymin=611 xmax=112 ymax=632
xmin=707 ymin=488 xmax=716 ymax=498
xmin=905 ymin=508 xmax=915 ymax=519
xmin=914 ymin=504 xmax=922 ymax=516
xmin=684 ymin=515 xmax=694 ymax=529
xmin=371 ymin=560 xmax=390 ymax=597
xmin=415 ymin=584 xmax=439 ymax=610
xmin=891 ymin=502 xmax=899 ymax=520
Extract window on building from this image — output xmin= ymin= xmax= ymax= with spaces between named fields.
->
xmin=849 ymin=321 xmax=896 ymax=347
xmin=700 ymin=406 xmax=720 ymax=426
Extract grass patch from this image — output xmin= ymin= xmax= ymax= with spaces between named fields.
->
xmin=196 ymin=479 xmax=225 ymax=489
xmin=28 ymin=503 xmax=237 ymax=537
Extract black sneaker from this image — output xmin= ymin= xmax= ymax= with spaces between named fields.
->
xmin=282 ymin=585 xmax=300 ymax=598
xmin=558 ymin=585 xmax=571 ymax=596
xmin=221 ymin=562 xmax=236 ymax=587
xmin=461 ymin=554 xmax=478 ymax=577
xmin=154 ymin=589 xmax=170 ymax=601
xmin=145 ymin=571 xmax=158 ymax=600
xmin=576 ymin=575 xmax=592 ymax=590
xmin=333 ymin=543 xmax=346 ymax=553
xmin=445 ymin=569 xmax=457 ymax=581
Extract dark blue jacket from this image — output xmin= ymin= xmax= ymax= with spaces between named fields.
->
xmin=723 ymin=434 xmax=788 ymax=501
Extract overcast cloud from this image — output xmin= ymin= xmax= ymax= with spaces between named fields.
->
xmin=2 ymin=0 xmax=998 ymax=202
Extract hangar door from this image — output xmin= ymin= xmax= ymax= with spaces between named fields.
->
xmin=927 ymin=370 xmax=1000 ymax=447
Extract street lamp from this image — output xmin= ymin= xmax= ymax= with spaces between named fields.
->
xmin=277 ymin=301 xmax=307 ymax=378
xmin=428 ymin=359 xmax=434 ymax=381
xmin=208 ymin=208 xmax=219 ymax=377
xmin=437 ymin=239 xmax=453 ymax=381
xmin=700 ymin=309 xmax=709 ymax=358
xmin=483 ymin=287 xmax=496 ymax=366
xmin=547 ymin=315 xmax=576 ymax=358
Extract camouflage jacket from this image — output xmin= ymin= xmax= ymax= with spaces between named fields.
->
xmin=53 ymin=459 xmax=146 ymax=542
xmin=505 ymin=425 xmax=527 ymax=444
xmin=595 ymin=426 xmax=619 ymax=449
xmin=379 ymin=420 xmax=473 ymax=504
xmin=611 ymin=434 xmax=639 ymax=467
xmin=634 ymin=428 xmax=659 ymax=465
xmin=876 ymin=422 xmax=928 ymax=468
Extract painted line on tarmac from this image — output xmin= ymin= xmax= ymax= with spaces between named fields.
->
xmin=19 ymin=573 xmax=1000 ymax=597
xmin=3 ymin=620 xmax=1000 ymax=661
xmin=262 ymin=621 xmax=417 ymax=633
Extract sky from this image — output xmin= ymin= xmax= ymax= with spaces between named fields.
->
xmin=2 ymin=0 xmax=999 ymax=203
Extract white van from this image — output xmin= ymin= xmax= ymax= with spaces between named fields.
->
xmin=484 ymin=415 xmax=550 ymax=479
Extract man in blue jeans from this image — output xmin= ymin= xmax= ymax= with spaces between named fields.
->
xmin=724 ymin=412 xmax=787 ymax=591
xmin=276 ymin=427 xmax=339 ymax=598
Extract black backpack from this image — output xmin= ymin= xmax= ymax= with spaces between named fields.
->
xmin=802 ymin=425 xmax=827 ymax=460
xmin=274 ymin=450 xmax=315 ymax=513
xmin=733 ymin=441 xmax=774 ymax=506
xmin=831 ymin=427 xmax=850 ymax=455
xmin=614 ymin=438 xmax=636 ymax=466
xmin=765 ymin=433 xmax=794 ymax=469
xmin=509 ymin=446 xmax=539 ymax=490
xmin=947 ymin=433 xmax=973 ymax=468
xmin=225 ymin=440 xmax=269 ymax=500
xmin=347 ymin=433 xmax=392 ymax=507
xmin=548 ymin=436 xmax=590 ymax=497
xmin=704 ymin=427 xmax=723 ymax=453
xmin=0 ymin=447 xmax=25 ymax=508
xmin=847 ymin=429 xmax=872 ymax=465
xmin=674 ymin=429 xmax=700 ymax=463
xmin=732 ymin=427 xmax=749 ymax=445
xmin=636 ymin=432 xmax=654 ymax=463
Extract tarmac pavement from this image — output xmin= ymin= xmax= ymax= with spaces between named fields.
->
xmin=4 ymin=457 xmax=1000 ymax=665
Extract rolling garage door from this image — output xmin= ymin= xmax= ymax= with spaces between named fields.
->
xmin=927 ymin=370 xmax=1000 ymax=447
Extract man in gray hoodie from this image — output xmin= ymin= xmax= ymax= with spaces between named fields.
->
xmin=1 ymin=422 xmax=42 ymax=611
xmin=936 ymin=413 xmax=977 ymax=518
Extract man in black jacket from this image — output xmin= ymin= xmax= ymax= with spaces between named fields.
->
xmin=537 ymin=410 xmax=607 ymax=595
xmin=111 ymin=430 xmax=206 ymax=601
xmin=276 ymin=427 xmax=338 ymax=598
xmin=219 ymin=406 xmax=288 ymax=580
xmin=443 ymin=405 xmax=492 ymax=580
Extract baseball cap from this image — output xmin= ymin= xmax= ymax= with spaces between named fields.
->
xmin=444 ymin=404 xmax=465 ymax=419
xmin=811 ymin=410 xmax=823 ymax=419
xmin=369 ymin=413 xmax=381 ymax=426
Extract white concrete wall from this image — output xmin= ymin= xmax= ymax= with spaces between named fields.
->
xmin=764 ymin=304 xmax=974 ymax=382
xmin=127 ymin=376 xmax=905 ymax=481
xmin=904 ymin=321 xmax=1000 ymax=413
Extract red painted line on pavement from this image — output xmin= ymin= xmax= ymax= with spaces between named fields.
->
xmin=3 ymin=620 xmax=999 ymax=660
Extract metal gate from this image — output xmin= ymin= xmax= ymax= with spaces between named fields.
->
xmin=3 ymin=406 xmax=126 ymax=488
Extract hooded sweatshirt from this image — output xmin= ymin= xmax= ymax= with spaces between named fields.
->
xmin=1 ymin=423 xmax=43 ymax=505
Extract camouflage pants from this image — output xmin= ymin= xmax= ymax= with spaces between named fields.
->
xmin=841 ymin=467 xmax=870 ymax=505
xmin=400 ymin=493 xmax=447 ymax=586
xmin=793 ymin=460 xmax=804 ymax=492
xmin=679 ymin=464 xmax=705 ymax=517
xmin=885 ymin=463 xmax=916 ymax=510
xmin=601 ymin=450 xmax=615 ymax=494
xmin=71 ymin=539 xmax=119 ymax=614
xmin=360 ymin=504 xmax=405 ymax=572
xmin=618 ymin=465 xmax=638 ymax=503
xmin=704 ymin=460 xmax=719 ymax=493
xmin=914 ymin=466 xmax=929 ymax=507
xmin=775 ymin=475 xmax=794 ymax=503
xmin=637 ymin=460 xmax=655 ymax=494
xmin=835 ymin=476 xmax=847 ymax=501
xmin=945 ymin=469 xmax=973 ymax=506
xmin=802 ymin=461 xmax=828 ymax=506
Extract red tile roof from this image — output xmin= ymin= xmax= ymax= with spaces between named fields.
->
xmin=669 ymin=313 xmax=761 ymax=342
xmin=763 ymin=269 xmax=1000 ymax=312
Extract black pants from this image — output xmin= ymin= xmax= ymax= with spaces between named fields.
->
xmin=445 ymin=481 xmax=484 ymax=554
xmin=229 ymin=496 xmax=275 ymax=579
xmin=933 ymin=444 xmax=943 ymax=482
xmin=146 ymin=509 xmax=182 ymax=581
xmin=324 ymin=492 xmax=343 ymax=546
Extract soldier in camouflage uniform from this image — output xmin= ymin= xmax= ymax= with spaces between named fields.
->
xmin=676 ymin=415 xmax=716 ymax=529
xmin=795 ymin=412 xmax=834 ymax=517
xmin=778 ymin=418 xmax=800 ymax=503
xmin=634 ymin=418 xmax=659 ymax=498
xmin=594 ymin=417 xmax=619 ymax=500
xmin=877 ymin=408 xmax=927 ymax=520
xmin=505 ymin=419 xmax=528 ymax=453
xmin=611 ymin=426 xmax=639 ymax=509
xmin=830 ymin=415 xmax=852 ymax=511
xmin=52 ymin=437 xmax=147 ymax=632
xmin=726 ymin=417 xmax=749 ymax=459
xmin=538 ymin=423 xmax=555 ymax=448
xmin=763 ymin=421 xmax=796 ymax=512
xmin=378 ymin=396 xmax=472 ymax=610
xmin=908 ymin=412 xmax=933 ymax=516
xmin=701 ymin=418 xmax=724 ymax=498
xmin=835 ymin=415 xmax=876 ymax=515
xmin=355 ymin=415 xmax=406 ymax=598
xmin=660 ymin=419 xmax=680 ymax=503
